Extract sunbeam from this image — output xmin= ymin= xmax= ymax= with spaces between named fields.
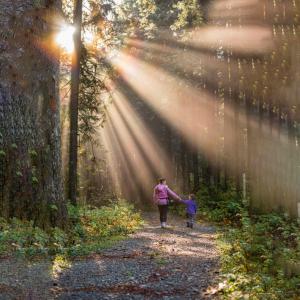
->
xmin=113 ymin=90 xmax=174 ymax=178
xmin=110 ymin=50 xmax=221 ymax=159
xmin=109 ymin=23 xmax=299 ymax=212
xmin=2 ymin=1 xmax=300 ymax=298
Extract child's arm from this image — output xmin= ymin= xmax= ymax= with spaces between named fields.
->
xmin=179 ymin=199 xmax=188 ymax=204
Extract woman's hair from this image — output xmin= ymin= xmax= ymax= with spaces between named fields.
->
xmin=189 ymin=193 xmax=196 ymax=200
xmin=158 ymin=178 xmax=166 ymax=184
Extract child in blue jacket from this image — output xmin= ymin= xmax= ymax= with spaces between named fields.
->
xmin=180 ymin=194 xmax=197 ymax=228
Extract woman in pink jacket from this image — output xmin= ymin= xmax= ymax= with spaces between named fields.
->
xmin=153 ymin=178 xmax=181 ymax=228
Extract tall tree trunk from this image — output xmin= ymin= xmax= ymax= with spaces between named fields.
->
xmin=68 ymin=0 xmax=82 ymax=205
xmin=180 ymin=138 xmax=187 ymax=192
xmin=0 ymin=0 xmax=66 ymax=228
xmin=192 ymin=151 xmax=199 ymax=192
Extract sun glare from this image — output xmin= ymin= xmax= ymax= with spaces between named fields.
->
xmin=55 ymin=24 xmax=75 ymax=53
xmin=83 ymin=29 xmax=95 ymax=44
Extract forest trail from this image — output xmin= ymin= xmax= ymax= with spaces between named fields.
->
xmin=0 ymin=213 xmax=219 ymax=300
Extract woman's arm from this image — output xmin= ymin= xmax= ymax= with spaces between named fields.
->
xmin=166 ymin=187 xmax=181 ymax=201
xmin=153 ymin=187 xmax=157 ymax=203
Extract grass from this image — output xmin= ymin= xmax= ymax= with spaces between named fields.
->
xmin=155 ymin=257 xmax=168 ymax=266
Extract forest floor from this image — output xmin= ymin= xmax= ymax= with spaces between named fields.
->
xmin=0 ymin=212 xmax=220 ymax=300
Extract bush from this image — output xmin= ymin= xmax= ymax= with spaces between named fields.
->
xmin=186 ymin=184 xmax=300 ymax=298
xmin=78 ymin=201 xmax=142 ymax=238
xmin=169 ymin=184 xmax=244 ymax=224
xmin=217 ymin=212 xmax=300 ymax=299
xmin=196 ymin=185 xmax=244 ymax=224
xmin=0 ymin=200 xmax=143 ymax=258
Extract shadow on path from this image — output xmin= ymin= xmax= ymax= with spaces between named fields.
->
xmin=0 ymin=213 xmax=219 ymax=300
xmin=52 ymin=212 xmax=219 ymax=300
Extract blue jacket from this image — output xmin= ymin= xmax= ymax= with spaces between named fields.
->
xmin=181 ymin=199 xmax=197 ymax=215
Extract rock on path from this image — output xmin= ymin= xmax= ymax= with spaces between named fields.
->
xmin=0 ymin=213 xmax=219 ymax=300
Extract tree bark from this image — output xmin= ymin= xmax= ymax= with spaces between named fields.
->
xmin=192 ymin=151 xmax=199 ymax=192
xmin=68 ymin=0 xmax=83 ymax=205
xmin=0 ymin=0 xmax=66 ymax=228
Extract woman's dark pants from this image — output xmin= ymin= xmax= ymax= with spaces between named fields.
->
xmin=158 ymin=205 xmax=168 ymax=222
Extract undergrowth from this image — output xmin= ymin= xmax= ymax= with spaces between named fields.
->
xmin=0 ymin=200 xmax=142 ymax=258
xmin=217 ymin=212 xmax=300 ymax=299
xmin=197 ymin=186 xmax=300 ymax=299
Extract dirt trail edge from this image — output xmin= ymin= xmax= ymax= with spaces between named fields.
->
xmin=0 ymin=212 xmax=220 ymax=300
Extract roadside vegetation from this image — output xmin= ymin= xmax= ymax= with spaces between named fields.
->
xmin=0 ymin=200 xmax=142 ymax=259
xmin=197 ymin=187 xmax=300 ymax=299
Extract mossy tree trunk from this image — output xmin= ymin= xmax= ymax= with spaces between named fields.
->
xmin=0 ymin=0 xmax=67 ymax=228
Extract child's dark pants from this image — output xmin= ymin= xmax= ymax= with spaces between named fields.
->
xmin=186 ymin=213 xmax=195 ymax=227
xmin=158 ymin=205 xmax=168 ymax=222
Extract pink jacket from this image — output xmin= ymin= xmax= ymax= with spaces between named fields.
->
xmin=153 ymin=183 xmax=180 ymax=205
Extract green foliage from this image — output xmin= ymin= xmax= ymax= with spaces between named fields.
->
xmin=136 ymin=0 xmax=157 ymax=36
xmin=11 ymin=143 xmax=17 ymax=149
xmin=29 ymin=149 xmax=38 ymax=157
xmin=78 ymin=46 xmax=112 ymax=142
xmin=75 ymin=200 xmax=142 ymax=239
xmin=170 ymin=0 xmax=203 ymax=32
xmin=31 ymin=176 xmax=39 ymax=184
xmin=196 ymin=186 xmax=300 ymax=299
xmin=0 ymin=149 xmax=6 ymax=157
xmin=16 ymin=171 xmax=23 ymax=177
xmin=32 ymin=0 xmax=43 ymax=8
xmin=116 ymin=0 xmax=157 ymax=38
xmin=217 ymin=213 xmax=300 ymax=299
xmin=50 ymin=204 xmax=58 ymax=211
xmin=171 ymin=185 xmax=244 ymax=223
xmin=0 ymin=218 xmax=50 ymax=256
xmin=196 ymin=185 xmax=244 ymax=224
xmin=0 ymin=201 xmax=142 ymax=258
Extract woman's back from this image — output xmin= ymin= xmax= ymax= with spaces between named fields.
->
xmin=154 ymin=183 xmax=168 ymax=199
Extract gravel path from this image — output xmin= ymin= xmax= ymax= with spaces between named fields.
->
xmin=0 ymin=213 xmax=219 ymax=300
